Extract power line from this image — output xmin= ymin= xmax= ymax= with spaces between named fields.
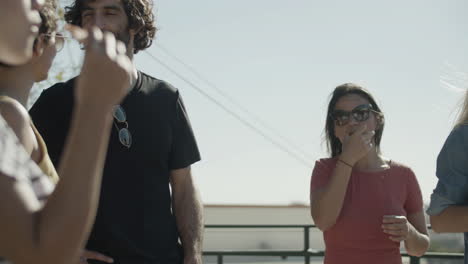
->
xmin=144 ymin=50 xmax=313 ymax=169
xmin=155 ymin=43 xmax=313 ymax=161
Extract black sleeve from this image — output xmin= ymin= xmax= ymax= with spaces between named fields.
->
xmin=168 ymin=91 xmax=201 ymax=170
xmin=29 ymin=84 xmax=73 ymax=168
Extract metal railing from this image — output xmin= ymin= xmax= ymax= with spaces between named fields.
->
xmin=203 ymin=224 xmax=464 ymax=264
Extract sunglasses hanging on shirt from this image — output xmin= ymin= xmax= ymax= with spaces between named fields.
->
xmin=113 ymin=105 xmax=132 ymax=148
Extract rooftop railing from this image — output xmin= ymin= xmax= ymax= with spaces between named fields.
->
xmin=203 ymin=224 xmax=464 ymax=264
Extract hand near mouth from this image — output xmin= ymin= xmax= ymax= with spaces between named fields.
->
xmin=340 ymin=124 xmax=375 ymax=166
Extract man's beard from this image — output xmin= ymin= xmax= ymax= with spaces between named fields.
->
xmin=80 ymin=28 xmax=131 ymax=52
xmin=115 ymin=29 xmax=131 ymax=48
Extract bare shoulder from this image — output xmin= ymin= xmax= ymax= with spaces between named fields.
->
xmin=0 ymin=97 xmax=30 ymax=130
xmin=0 ymin=98 xmax=34 ymax=154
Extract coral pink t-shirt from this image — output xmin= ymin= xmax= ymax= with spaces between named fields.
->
xmin=310 ymin=158 xmax=423 ymax=264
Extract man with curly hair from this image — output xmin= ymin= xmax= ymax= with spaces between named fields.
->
xmin=29 ymin=1 xmax=204 ymax=264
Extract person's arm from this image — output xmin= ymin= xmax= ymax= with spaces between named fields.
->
xmin=170 ymin=167 xmax=204 ymax=264
xmin=428 ymin=125 xmax=468 ymax=233
xmin=381 ymin=212 xmax=429 ymax=257
xmin=383 ymin=166 xmax=429 ymax=256
xmin=430 ymin=203 xmax=468 ymax=233
xmin=0 ymin=104 xmax=113 ymax=264
xmin=311 ymin=124 xmax=374 ymax=231
xmin=310 ymin=160 xmax=352 ymax=231
xmin=405 ymin=211 xmax=430 ymax=256
xmin=0 ymin=26 xmax=132 ymax=264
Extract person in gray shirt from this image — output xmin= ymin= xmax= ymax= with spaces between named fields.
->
xmin=427 ymin=90 xmax=468 ymax=263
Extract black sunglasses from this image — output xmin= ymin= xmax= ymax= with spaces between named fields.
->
xmin=331 ymin=104 xmax=379 ymax=126
xmin=113 ymin=105 xmax=132 ymax=148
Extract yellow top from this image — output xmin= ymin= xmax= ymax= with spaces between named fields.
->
xmin=0 ymin=95 xmax=59 ymax=183
xmin=31 ymin=121 xmax=59 ymax=183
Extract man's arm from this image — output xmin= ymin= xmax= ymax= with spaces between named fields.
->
xmin=170 ymin=167 xmax=204 ymax=264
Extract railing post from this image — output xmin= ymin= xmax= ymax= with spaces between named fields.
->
xmin=304 ymin=226 xmax=310 ymax=264
xmin=409 ymin=256 xmax=420 ymax=264
xmin=217 ymin=254 xmax=223 ymax=264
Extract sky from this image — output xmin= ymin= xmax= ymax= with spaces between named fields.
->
xmin=43 ymin=0 xmax=468 ymax=205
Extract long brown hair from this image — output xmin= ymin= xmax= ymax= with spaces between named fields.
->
xmin=325 ymin=83 xmax=385 ymax=157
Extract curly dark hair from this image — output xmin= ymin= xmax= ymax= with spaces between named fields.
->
xmin=325 ymin=83 xmax=385 ymax=157
xmin=64 ymin=0 xmax=157 ymax=54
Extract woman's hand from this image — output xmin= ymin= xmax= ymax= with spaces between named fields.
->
xmin=67 ymin=25 xmax=133 ymax=109
xmin=340 ymin=124 xmax=375 ymax=165
xmin=382 ymin=215 xmax=410 ymax=242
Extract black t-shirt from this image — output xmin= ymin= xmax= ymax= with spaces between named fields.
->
xmin=30 ymin=71 xmax=201 ymax=264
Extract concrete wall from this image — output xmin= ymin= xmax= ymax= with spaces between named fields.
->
xmin=203 ymin=205 xmax=325 ymax=251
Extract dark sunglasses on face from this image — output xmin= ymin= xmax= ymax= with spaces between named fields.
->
xmin=331 ymin=104 xmax=379 ymax=126
xmin=113 ymin=105 xmax=132 ymax=148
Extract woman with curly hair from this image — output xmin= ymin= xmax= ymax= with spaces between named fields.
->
xmin=310 ymin=83 xmax=429 ymax=264
xmin=0 ymin=0 xmax=62 ymax=183
xmin=0 ymin=2 xmax=114 ymax=262
xmin=0 ymin=0 xmax=133 ymax=264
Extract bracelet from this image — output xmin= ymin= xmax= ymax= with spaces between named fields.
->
xmin=338 ymin=159 xmax=353 ymax=169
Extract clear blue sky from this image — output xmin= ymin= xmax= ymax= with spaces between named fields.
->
xmin=47 ymin=0 xmax=468 ymax=205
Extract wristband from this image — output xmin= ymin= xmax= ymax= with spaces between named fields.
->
xmin=338 ymin=159 xmax=353 ymax=168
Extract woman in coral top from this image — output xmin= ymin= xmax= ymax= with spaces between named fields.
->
xmin=310 ymin=83 xmax=429 ymax=264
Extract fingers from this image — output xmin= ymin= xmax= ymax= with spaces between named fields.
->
xmin=66 ymin=25 xmax=104 ymax=51
xmin=382 ymin=223 xmax=404 ymax=230
xmin=66 ymin=24 xmax=88 ymax=43
xmin=82 ymin=250 xmax=114 ymax=263
xmin=361 ymin=132 xmax=374 ymax=147
xmin=346 ymin=124 xmax=366 ymax=136
xmin=116 ymin=41 xmax=127 ymax=55
xmin=361 ymin=130 xmax=375 ymax=140
xmin=382 ymin=225 xmax=408 ymax=242
xmin=388 ymin=236 xmax=406 ymax=242
xmin=382 ymin=215 xmax=408 ymax=242
xmin=74 ymin=25 xmax=133 ymax=107
xmin=349 ymin=125 xmax=373 ymax=142
xmin=356 ymin=123 xmax=368 ymax=134
xmin=103 ymin=31 xmax=117 ymax=58
xmin=382 ymin=225 xmax=405 ymax=233
xmin=382 ymin=215 xmax=406 ymax=223
xmin=67 ymin=25 xmax=120 ymax=56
